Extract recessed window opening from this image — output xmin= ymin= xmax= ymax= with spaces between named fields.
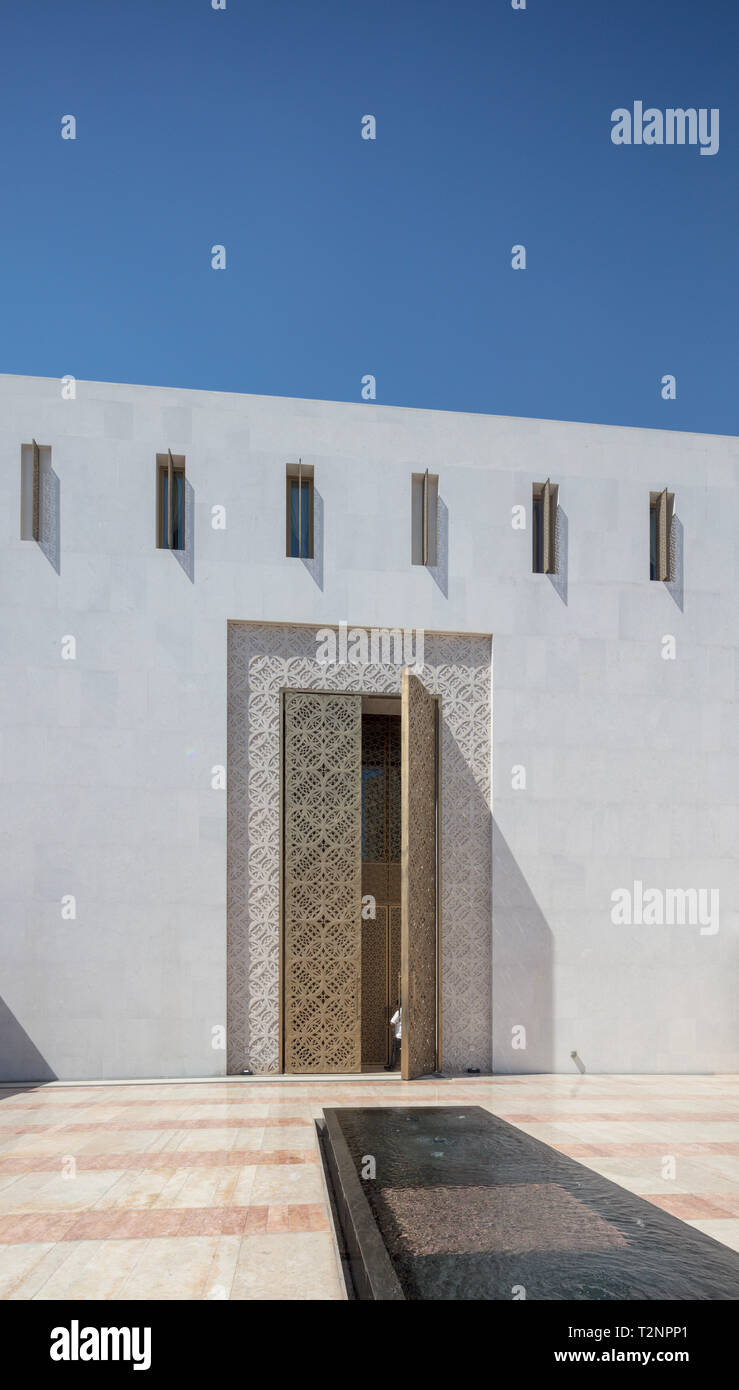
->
xmin=650 ymin=489 xmax=674 ymax=581
xmin=156 ymin=451 xmax=186 ymax=550
xmin=532 ymin=479 xmax=558 ymax=574
xmin=411 ymin=469 xmax=438 ymax=566
xmin=286 ymin=461 xmax=314 ymax=558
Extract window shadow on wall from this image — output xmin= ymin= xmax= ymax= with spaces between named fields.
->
xmin=174 ymin=478 xmax=195 ymax=583
xmin=492 ymin=819 xmax=553 ymax=1073
xmin=429 ymin=496 xmax=448 ymax=597
xmin=666 ymin=513 xmax=684 ymax=611
xmin=548 ymin=505 xmax=568 ymax=605
xmin=40 ymin=454 xmax=61 ymax=575
xmin=0 ymin=997 xmax=57 ymax=1082
xmin=302 ymin=487 xmax=324 ymax=590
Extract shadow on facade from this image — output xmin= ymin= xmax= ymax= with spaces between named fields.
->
xmin=174 ymin=478 xmax=195 ymax=583
xmin=302 ymin=488 xmax=324 ymax=590
xmin=429 ymin=496 xmax=449 ymax=597
xmin=548 ymin=505 xmax=568 ymax=605
xmin=0 ymin=997 xmax=57 ymax=1082
xmin=492 ymin=820 xmax=553 ymax=1073
xmin=40 ymin=454 xmax=61 ymax=575
xmin=666 ymin=513 xmax=684 ymax=611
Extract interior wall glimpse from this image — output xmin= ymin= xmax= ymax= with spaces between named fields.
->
xmin=361 ymin=712 xmax=401 ymax=1069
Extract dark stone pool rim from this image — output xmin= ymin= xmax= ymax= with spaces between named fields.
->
xmin=317 ymin=1111 xmax=404 ymax=1300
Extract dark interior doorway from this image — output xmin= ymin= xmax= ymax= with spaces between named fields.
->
xmin=360 ymin=700 xmax=401 ymax=1070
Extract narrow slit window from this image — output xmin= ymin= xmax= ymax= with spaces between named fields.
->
xmin=286 ymin=461 xmax=314 ymax=558
xmin=649 ymin=489 xmax=674 ymax=581
xmin=156 ymin=452 xmax=186 ymax=550
xmin=411 ymin=470 xmax=438 ymax=566
xmin=532 ymin=479 xmax=558 ymax=573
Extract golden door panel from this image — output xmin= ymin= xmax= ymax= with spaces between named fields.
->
xmin=283 ymin=691 xmax=362 ymax=1073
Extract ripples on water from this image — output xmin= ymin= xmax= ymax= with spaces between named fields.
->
xmin=332 ymin=1106 xmax=739 ymax=1300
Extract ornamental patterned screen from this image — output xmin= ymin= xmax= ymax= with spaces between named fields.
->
xmin=283 ymin=691 xmax=362 ymax=1073
xmin=227 ymin=623 xmax=492 ymax=1075
xmin=401 ymin=670 xmax=439 ymax=1079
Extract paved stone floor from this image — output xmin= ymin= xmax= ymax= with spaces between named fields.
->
xmin=0 ymin=1074 xmax=736 ymax=1299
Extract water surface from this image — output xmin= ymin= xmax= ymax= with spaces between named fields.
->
xmin=331 ymin=1105 xmax=739 ymax=1300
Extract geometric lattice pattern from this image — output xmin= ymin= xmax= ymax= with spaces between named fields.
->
xmin=401 ymin=670 xmax=439 ymax=1078
xmin=284 ymin=692 xmax=362 ymax=1073
xmin=227 ymin=623 xmax=492 ymax=1075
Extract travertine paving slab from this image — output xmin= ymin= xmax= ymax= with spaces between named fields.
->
xmin=0 ymin=1074 xmax=735 ymax=1299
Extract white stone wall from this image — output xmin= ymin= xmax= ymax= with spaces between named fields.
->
xmin=0 ymin=372 xmax=736 ymax=1079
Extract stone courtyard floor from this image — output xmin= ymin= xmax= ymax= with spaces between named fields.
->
xmin=0 ymin=1073 xmax=736 ymax=1300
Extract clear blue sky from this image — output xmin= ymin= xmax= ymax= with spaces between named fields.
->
xmin=1 ymin=0 xmax=736 ymax=433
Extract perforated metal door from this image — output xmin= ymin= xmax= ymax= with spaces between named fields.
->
xmin=283 ymin=691 xmax=362 ymax=1073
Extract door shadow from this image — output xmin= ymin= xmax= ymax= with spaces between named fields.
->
xmin=492 ymin=819 xmax=554 ymax=1073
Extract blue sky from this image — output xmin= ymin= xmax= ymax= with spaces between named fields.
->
xmin=1 ymin=0 xmax=736 ymax=433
